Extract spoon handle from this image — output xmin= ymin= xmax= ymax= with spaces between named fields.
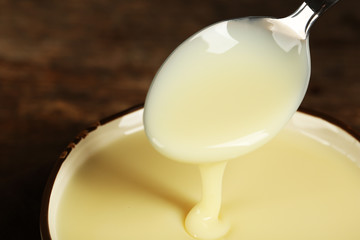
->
xmin=305 ymin=0 xmax=340 ymax=16
xmin=276 ymin=0 xmax=341 ymax=39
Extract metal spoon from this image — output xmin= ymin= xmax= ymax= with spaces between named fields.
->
xmin=144 ymin=0 xmax=341 ymax=165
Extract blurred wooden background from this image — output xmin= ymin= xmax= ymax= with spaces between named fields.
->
xmin=0 ymin=0 xmax=358 ymax=239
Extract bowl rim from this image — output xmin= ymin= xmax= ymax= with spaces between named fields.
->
xmin=39 ymin=104 xmax=360 ymax=240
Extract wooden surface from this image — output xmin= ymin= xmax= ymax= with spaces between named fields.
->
xmin=0 ymin=0 xmax=359 ymax=239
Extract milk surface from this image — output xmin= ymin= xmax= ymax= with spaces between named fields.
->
xmin=56 ymin=128 xmax=360 ymax=240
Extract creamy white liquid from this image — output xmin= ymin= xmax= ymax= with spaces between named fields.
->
xmin=144 ymin=18 xmax=310 ymax=238
xmin=56 ymin=128 xmax=360 ymax=240
xmin=185 ymin=161 xmax=230 ymax=239
xmin=144 ymin=19 xmax=310 ymax=163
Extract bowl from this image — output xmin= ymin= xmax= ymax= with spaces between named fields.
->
xmin=40 ymin=105 xmax=360 ymax=240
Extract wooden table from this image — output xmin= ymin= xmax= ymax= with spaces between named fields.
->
xmin=0 ymin=0 xmax=358 ymax=239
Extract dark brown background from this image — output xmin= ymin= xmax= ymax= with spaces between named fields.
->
xmin=0 ymin=0 xmax=359 ymax=239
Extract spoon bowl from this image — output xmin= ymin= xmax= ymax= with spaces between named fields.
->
xmin=143 ymin=0 xmax=340 ymax=164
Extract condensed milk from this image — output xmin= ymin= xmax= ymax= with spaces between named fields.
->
xmin=53 ymin=110 xmax=360 ymax=240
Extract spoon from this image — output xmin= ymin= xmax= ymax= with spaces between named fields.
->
xmin=144 ymin=1 xmax=341 ymax=239
xmin=144 ymin=0 xmax=340 ymax=165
